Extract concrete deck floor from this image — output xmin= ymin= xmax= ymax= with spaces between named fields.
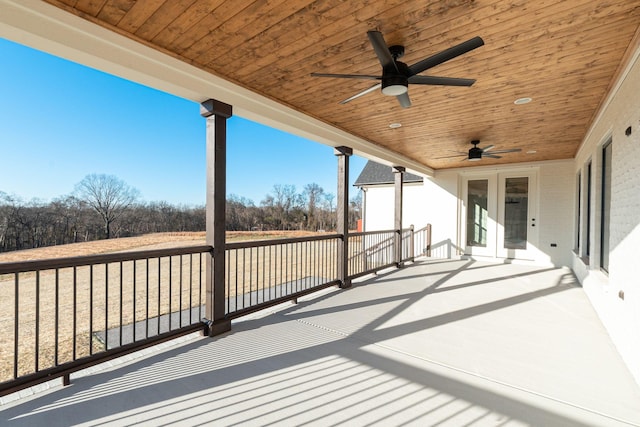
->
xmin=2 ymin=259 xmax=640 ymax=426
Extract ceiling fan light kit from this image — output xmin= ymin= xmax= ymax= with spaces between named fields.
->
xmin=381 ymin=76 xmax=408 ymax=96
xmin=311 ymin=30 xmax=484 ymax=108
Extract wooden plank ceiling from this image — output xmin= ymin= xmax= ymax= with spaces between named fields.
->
xmin=44 ymin=0 xmax=640 ymax=169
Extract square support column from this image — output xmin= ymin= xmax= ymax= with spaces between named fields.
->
xmin=201 ymin=99 xmax=232 ymax=336
xmin=393 ymin=166 xmax=405 ymax=267
xmin=335 ymin=146 xmax=352 ymax=288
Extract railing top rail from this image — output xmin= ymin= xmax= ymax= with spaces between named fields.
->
xmin=226 ymin=233 xmax=342 ymax=250
xmin=348 ymin=229 xmax=395 ymax=237
xmin=0 ymin=244 xmax=213 ymax=274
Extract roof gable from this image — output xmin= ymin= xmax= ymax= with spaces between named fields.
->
xmin=354 ymin=161 xmax=423 ymax=186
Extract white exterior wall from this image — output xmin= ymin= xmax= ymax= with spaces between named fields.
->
xmin=573 ymin=43 xmax=640 ymax=384
xmin=363 ymin=161 xmax=575 ymax=266
xmin=362 ymin=183 xmax=427 ymax=231
xmin=423 ymin=171 xmax=459 ymax=258
xmin=536 ymin=161 xmax=576 ymax=267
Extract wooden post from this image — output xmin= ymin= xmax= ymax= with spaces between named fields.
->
xmin=335 ymin=146 xmax=352 ymax=288
xmin=393 ymin=166 xmax=405 ymax=267
xmin=201 ymin=99 xmax=232 ymax=336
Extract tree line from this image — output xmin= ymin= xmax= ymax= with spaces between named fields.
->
xmin=0 ymin=175 xmax=361 ymax=253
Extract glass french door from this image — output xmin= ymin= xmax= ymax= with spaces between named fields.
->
xmin=496 ymin=172 xmax=537 ymax=259
xmin=464 ymin=171 xmax=537 ymax=259
xmin=464 ymin=176 xmax=497 ymax=257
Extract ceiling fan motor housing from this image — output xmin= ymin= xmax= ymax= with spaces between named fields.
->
xmin=382 ymin=61 xmax=409 ymax=96
xmin=469 ymin=140 xmax=483 ymax=160
xmin=468 ymin=147 xmax=483 ymax=160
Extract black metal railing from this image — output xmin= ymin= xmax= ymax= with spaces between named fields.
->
xmin=224 ymin=234 xmax=341 ymax=319
xmin=412 ymin=224 xmax=432 ymax=257
xmin=0 ymin=225 xmax=432 ymax=397
xmin=0 ymin=245 xmax=211 ymax=396
xmin=347 ymin=229 xmax=396 ymax=278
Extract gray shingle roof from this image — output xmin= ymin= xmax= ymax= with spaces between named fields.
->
xmin=354 ymin=161 xmax=423 ymax=186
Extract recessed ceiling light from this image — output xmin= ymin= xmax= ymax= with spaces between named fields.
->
xmin=514 ymin=97 xmax=533 ymax=105
xmin=526 ymin=150 xmax=537 ymax=154
xmin=389 ymin=123 xmax=402 ymax=129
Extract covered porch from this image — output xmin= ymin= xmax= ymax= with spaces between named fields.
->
xmin=3 ymin=259 xmax=639 ymax=426
xmin=2 ymin=1 xmax=640 ymax=423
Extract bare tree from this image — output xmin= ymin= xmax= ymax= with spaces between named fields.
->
xmin=303 ymin=183 xmax=324 ymax=231
xmin=74 ymin=174 xmax=140 ymax=239
xmin=320 ymin=192 xmax=335 ymax=231
xmin=349 ymin=190 xmax=362 ymax=230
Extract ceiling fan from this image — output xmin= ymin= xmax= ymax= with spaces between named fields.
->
xmin=311 ymin=30 xmax=484 ymax=108
xmin=439 ymin=140 xmax=522 ymax=162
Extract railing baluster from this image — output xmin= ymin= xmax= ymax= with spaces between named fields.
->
xmin=168 ymin=256 xmax=172 ymax=331
xmin=189 ymin=254 xmax=193 ymax=324
xmin=145 ymin=258 xmax=149 ymax=339
xmin=89 ymin=265 xmax=93 ymax=355
xmin=73 ymin=266 xmax=77 ymax=361
xmin=225 ymin=250 xmax=230 ymax=315
xmin=199 ymin=252 xmax=203 ymax=321
xmin=277 ymin=244 xmax=281 ymax=299
xmin=268 ymin=245 xmax=273 ymax=301
xmin=133 ymin=260 xmax=137 ymax=342
xmin=14 ymin=273 xmax=19 ymax=379
xmin=157 ymin=257 xmax=161 ymax=336
xmin=55 ymin=268 xmax=59 ymax=366
xmin=105 ymin=264 xmax=108 ymax=351
xmin=235 ymin=248 xmax=239 ymax=311
xmin=261 ymin=246 xmax=266 ymax=304
xmin=35 ymin=271 xmax=40 ymax=372
xmin=179 ymin=255 xmax=183 ymax=328
xmin=118 ymin=262 xmax=123 ymax=347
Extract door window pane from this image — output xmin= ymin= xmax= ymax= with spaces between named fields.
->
xmin=467 ymin=180 xmax=488 ymax=247
xmin=504 ymin=177 xmax=528 ymax=250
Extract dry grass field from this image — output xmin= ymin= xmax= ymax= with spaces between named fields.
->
xmin=0 ymin=231 xmax=337 ymax=383
xmin=0 ymin=230 xmax=328 ymax=263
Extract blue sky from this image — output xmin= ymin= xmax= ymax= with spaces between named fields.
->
xmin=0 ymin=38 xmax=367 ymax=206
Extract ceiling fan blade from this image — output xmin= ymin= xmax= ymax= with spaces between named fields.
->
xmin=367 ymin=30 xmax=399 ymax=73
xmin=311 ymin=72 xmax=381 ymax=80
xmin=340 ymin=83 xmax=381 ymax=104
xmin=397 ymin=92 xmax=411 ymax=108
xmin=483 ymin=154 xmax=502 ymax=159
xmin=480 ymin=145 xmax=495 ymax=152
xmin=408 ymin=36 xmax=484 ymax=76
xmin=487 ymin=148 xmax=522 ymax=154
xmin=408 ymin=75 xmax=476 ymax=86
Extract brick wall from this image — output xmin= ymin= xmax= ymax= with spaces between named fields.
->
xmin=573 ymin=43 xmax=640 ymax=384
